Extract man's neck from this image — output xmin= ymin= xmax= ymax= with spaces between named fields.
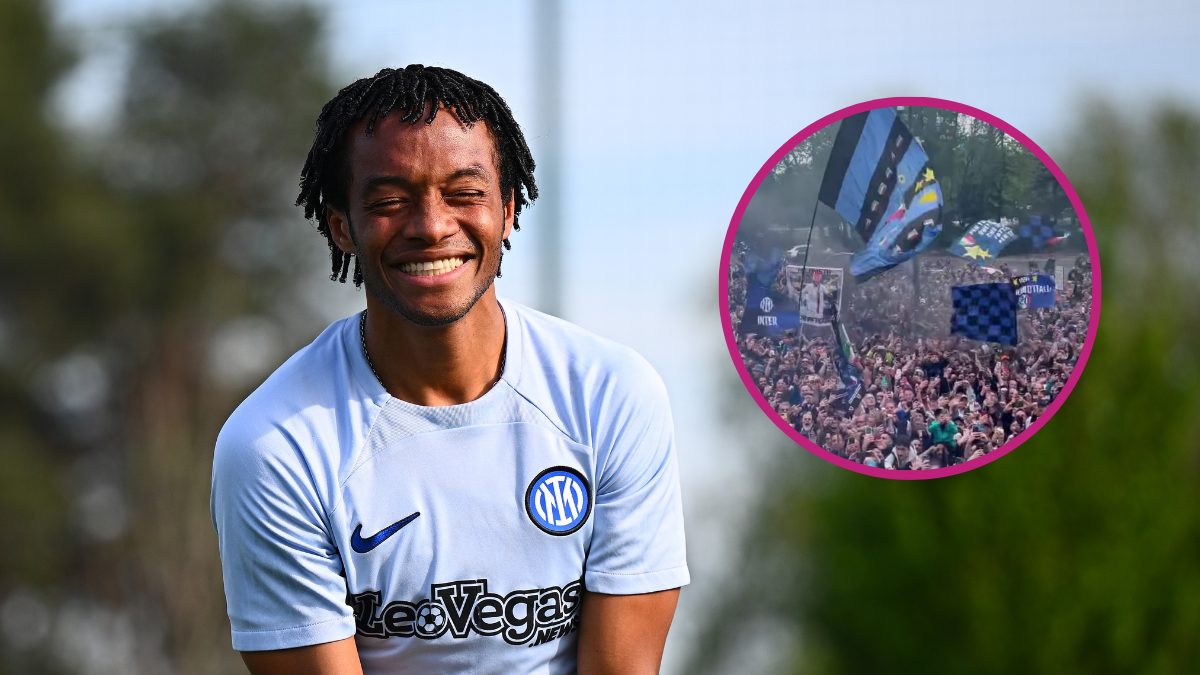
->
xmin=362 ymin=289 xmax=507 ymax=407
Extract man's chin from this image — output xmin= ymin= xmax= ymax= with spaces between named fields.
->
xmin=394 ymin=302 xmax=476 ymax=327
xmin=367 ymin=280 xmax=496 ymax=328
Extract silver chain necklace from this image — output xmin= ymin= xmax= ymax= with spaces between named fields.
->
xmin=359 ymin=310 xmax=506 ymax=391
xmin=359 ymin=310 xmax=383 ymax=385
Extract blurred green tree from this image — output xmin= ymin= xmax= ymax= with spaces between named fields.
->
xmin=0 ymin=0 xmax=87 ymax=619
xmin=741 ymin=124 xmax=836 ymax=235
xmin=108 ymin=5 xmax=334 ymax=673
xmin=0 ymin=1 xmax=334 ymax=673
xmin=690 ymin=105 xmax=1200 ymax=675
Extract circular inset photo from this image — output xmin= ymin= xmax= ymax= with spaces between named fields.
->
xmin=720 ymin=98 xmax=1101 ymax=479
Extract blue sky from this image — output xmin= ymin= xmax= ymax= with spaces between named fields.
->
xmin=49 ymin=0 xmax=1200 ymax=670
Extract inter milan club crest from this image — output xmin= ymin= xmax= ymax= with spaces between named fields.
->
xmin=525 ymin=467 xmax=592 ymax=536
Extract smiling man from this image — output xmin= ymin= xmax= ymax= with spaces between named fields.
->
xmin=210 ymin=66 xmax=688 ymax=675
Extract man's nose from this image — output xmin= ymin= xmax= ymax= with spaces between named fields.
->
xmin=403 ymin=192 xmax=459 ymax=244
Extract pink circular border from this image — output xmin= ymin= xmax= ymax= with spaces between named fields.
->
xmin=719 ymin=96 xmax=1103 ymax=480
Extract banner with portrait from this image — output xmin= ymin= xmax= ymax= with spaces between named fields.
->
xmin=784 ymin=265 xmax=844 ymax=326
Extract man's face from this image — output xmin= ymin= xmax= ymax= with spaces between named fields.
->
xmin=327 ymin=106 xmax=514 ymax=326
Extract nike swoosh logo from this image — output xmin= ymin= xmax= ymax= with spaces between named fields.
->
xmin=350 ymin=511 xmax=420 ymax=553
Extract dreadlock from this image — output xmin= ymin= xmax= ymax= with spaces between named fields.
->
xmin=296 ymin=65 xmax=538 ymax=286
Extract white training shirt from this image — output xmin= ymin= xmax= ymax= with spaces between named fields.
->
xmin=210 ymin=298 xmax=689 ymax=674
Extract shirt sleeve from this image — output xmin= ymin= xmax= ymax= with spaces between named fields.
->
xmin=210 ymin=418 xmax=356 ymax=651
xmin=583 ymin=353 xmax=690 ymax=595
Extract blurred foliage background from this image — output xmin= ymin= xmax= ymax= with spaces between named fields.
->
xmin=1 ymin=0 xmax=1199 ymax=674
xmin=0 ymin=0 xmax=334 ymax=672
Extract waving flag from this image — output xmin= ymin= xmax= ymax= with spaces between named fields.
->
xmin=950 ymin=283 xmax=1019 ymax=346
xmin=829 ymin=314 xmax=862 ymax=407
xmin=818 ymin=108 xmax=943 ymax=281
xmin=949 ymin=220 xmax=1018 ymax=264
xmin=1019 ymin=216 xmax=1068 ymax=249
xmin=1012 ymin=273 xmax=1056 ymax=309
xmin=995 ymin=216 xmax=1070 ymax=256
xmin=738 ymin=281 xmax=800 ymax=336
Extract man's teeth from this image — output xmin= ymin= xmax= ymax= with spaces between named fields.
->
xmin=400 ymin=257 xmax=465 ymax=276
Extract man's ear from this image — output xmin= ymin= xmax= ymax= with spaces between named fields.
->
xmin=502 ymin=192 xmax=515 ymax=241
xmin=326 ymin=206 xmax=357 ymax=255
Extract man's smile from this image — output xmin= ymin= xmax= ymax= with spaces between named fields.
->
xmin=387 ymin=249 xmax=480 ymax=288
xmin=398 ymin=256 xmax=466 ymax=276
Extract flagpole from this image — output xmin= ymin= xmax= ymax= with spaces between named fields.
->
xmin=910 ymin=255 xmax=919 ymax=336
xmin=797 ymin=198 xmax=820 ymax=340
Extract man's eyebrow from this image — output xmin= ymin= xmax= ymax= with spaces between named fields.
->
xmin=360 ymin=174 xmax=410 ymax=193
xmin=359 ymin=165 xmax=493 ymax=194
xmin=446 ymin=165 xmax=492 ymax=181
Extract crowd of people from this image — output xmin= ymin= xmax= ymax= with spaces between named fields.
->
xmin=730 ymin=243 xmax=1092 ymax=470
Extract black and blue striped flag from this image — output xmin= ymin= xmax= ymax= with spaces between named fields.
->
xmin=950 ymin=283 xmax=1019 ymax=346
xmin=818 ymin=108 xmax=943 ymax=281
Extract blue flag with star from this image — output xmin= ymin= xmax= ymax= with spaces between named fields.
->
xmin=948 ymin=220 xmax=1019 ymax=264
xmin=950 ymin=283 xmax=1019 ymax=346
xmin=817 ymin=107 xmax=943 ymax=281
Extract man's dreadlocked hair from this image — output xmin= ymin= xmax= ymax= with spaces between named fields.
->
xmin=296 ymin=64 xmax=537 ymax=286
